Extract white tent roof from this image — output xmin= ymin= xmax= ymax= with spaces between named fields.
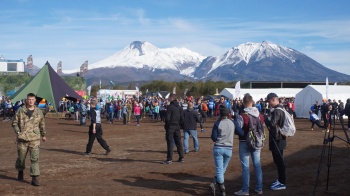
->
xmin=220 ymin=88 xmax=302 ymax=101
xmin=295 ymin=85 xmax=350 ymax=118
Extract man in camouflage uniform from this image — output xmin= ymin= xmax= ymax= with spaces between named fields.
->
xmin=12 ymin=93 xmax=46 ymax=186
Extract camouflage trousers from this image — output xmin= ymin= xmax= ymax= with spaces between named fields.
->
xmin=16 ymin=140 xmax=40 ymax=176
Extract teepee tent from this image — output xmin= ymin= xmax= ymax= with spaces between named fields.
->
xmin=295 ymin=85 xmax=350 ymax=118
xmin=11 ymin=61 xmax=82 ymax=111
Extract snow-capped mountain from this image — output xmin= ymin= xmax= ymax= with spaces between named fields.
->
xmin=60 ymin=40 xmax=350 ymax=84
xmin=65 ymin=41 xmax=205 ymax=76
xmin=194 ymin=41 xmax=350 ymax=81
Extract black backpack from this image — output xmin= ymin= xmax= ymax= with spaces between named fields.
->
xmin=245 ymin=114 xmax=265 ymax=150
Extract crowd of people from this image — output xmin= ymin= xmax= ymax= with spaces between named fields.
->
xmin=309 ymin=98 xmax=350 ymax=131
xmin=5 ymin=91 xmax=350 ymax=195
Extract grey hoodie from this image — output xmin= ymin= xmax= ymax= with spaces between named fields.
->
xmin=211 ymin=118 xmax=235 ymax=148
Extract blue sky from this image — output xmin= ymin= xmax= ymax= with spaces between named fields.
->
xmin=1 ymin=0 xmax=350 ymax=75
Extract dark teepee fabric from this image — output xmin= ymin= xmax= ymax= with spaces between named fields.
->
xmin=11 ymin=61 xmax=82 ymax=111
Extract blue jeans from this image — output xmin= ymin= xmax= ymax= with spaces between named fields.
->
xmin=213 ymin=146 xmax=232 ymax=184
xmin=239 ymin=141 xmax=263 ymax=191
xmin=183 ymin=130 xmax=199 ymax=152
xmin=109 ymin=112 xmax=114 ymax=123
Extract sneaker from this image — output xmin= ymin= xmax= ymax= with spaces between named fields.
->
xmin=83 ymin=152 xmax=90 ymax=156
xmin=195 ymin=147 xmax=200 ymax=152
xmin=177 ymin=158 xmax=184 ymax=163
xmin=184 ymin=150 xmax=189 ymax=154
xmin=271 ymin=182 xmax=286 ymax=190
xmin=270 ymin=180 xmax=280 ymax=187
xmin=254 ymin=189 xmax=263 ymax=194
xmin=201 ymin=129 xmax=205 ymax=133
xmin=105 ymin=149 xmax=111 ymax=155
xmin=136 ymin=124 xmax=140 ymax=126
xmin=311 ymin=128 xmax=313 ymax=131
xmin=161 ymin=160 xmax=172 ymax=164
xmin=234 ymin=189 xmax=249 ymax=195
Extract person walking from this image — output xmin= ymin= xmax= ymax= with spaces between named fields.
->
xmin=12 ymin=93 xmax=46 ymax=186
xmin=183 ymin=102 xmax=200 ymax=154
xmin=234 ymin=94 xmax=264 ymax=195
xmin=162 ymin=94 xmax=184 ymax=164
xmin=209 ymin=104 xmax=234 ymax=196
xmin=264 ymin=93 xmax=287 ymax=190
xmin=122 ymin=103 xmax=128 ymax=125
xmin=133 ymin=101 xmax=141 ymax=126
xmin=80 ymin=100 xmax=87 ymax=126
xmin=85 ymin=100 xmax=111 ymax=156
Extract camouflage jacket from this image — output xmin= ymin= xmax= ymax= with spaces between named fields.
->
xmin=12 ymin=106 xmax=46 ymax=141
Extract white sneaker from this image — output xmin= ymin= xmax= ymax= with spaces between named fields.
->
xmin=311 ymin=128 xmax=313 ymax=130
xmin=234 ymin=189 xmax=249 ymax=195
xmin=270 ymin=180 xmax=286 ymax=190
xmin=255 ymin=189 xmax=263 ymax=194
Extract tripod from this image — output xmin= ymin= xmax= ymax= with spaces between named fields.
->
xmin=313 ymin=113 xmax=350 ymax=196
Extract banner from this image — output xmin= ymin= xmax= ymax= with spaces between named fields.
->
xmin=235 ymin=81 xmax=241 ymax=99
xmin=135 ymin=86 xmax=139 ymax=101
xmin=80 ymin=60 xmax=88 ymax=75
xmin=326 ymin=77 xmax=329 ymax=100
xmin=27 ymin=55 xmax=33 ymax=69
xmin=57 ymin=61 xmax=62 ymax=73
xmin=87 ymin=85 xmax=92 ymax=96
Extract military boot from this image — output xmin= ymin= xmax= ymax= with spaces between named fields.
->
xmin=218 ymin=183 xmax=226 ymax=196
xmin=31 ymin=176 xmax=40 ymax=186
xmin=17 ymin=171 xmax=24 ymax=181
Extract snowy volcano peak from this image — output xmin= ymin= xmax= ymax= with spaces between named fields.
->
xmin=233 ymin=41 xmax=296 ymax=63
xmin=207 ymin=41 xmax=298 ymax=75
xmin=65 ymin=41 xmax=206 ymax=73
xmin=127 ymin=41 xmax=159 ymax=56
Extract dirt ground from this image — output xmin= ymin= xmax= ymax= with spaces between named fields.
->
xmin=0 ymin=115 xmax=349 ymax=196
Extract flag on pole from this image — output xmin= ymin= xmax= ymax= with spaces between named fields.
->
xmin=99 ymin=79 xmax=102 ymax=89
xmin=80 ymin=60 xmax=88 ymax=75
xmin=334 ymin=82 xmax=337 ymax=86
xmin=173 ymin=86 xmax=176 ymax=94
xmin=235 ymin=81 xmax=241 ymax=99
xmin=184 ymin=88 xmax=188 ymax=96
xmin=87 ymin=85 xmax=92 ymax=96
xmin=326 ymin=77 xmax=329 ymax=100
xmin=57 ymin=61 xmax=62 ymax=73
xmin=135 ymin=86 xmax=140 ymax=101
xmin=27 ymin=55 xmax=33 ymax=69
xmin=110 ymin=80 xmax=115 ymax=86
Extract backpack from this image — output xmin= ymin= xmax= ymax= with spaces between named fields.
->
xmin=202 ymin=103 xmax=208 ymax=111
xmin=275 ymin=107 xmax=296 ymax=137
xmin=245 ymin=114 xmax=265 ymax=150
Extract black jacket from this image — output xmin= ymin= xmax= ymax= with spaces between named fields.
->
xmin=165 ymin=100 xmax=184 ymax=130
xmin=183 ymin=108 xmax=199 ymax=130
xmin=265 ymin=105 xmax=286 ymax=150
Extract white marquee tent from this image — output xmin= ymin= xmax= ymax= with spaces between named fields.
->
xmin=220 ymin=88 xmax=302 ymax=101
xmin=295 ymin=85 xmax=350 ymax=118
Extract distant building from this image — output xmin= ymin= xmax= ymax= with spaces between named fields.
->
xmin=0 ymin=56 xmax=25 ymax=73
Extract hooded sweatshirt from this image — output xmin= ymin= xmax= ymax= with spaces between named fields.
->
xmin=236 ymin=107 xmax=265 ymax=141
xmin=211 ymin=118 xmax=235 ymax=148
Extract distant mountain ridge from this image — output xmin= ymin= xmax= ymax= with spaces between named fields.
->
xmin=28 ymin=41 xmax=350 ymax=84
